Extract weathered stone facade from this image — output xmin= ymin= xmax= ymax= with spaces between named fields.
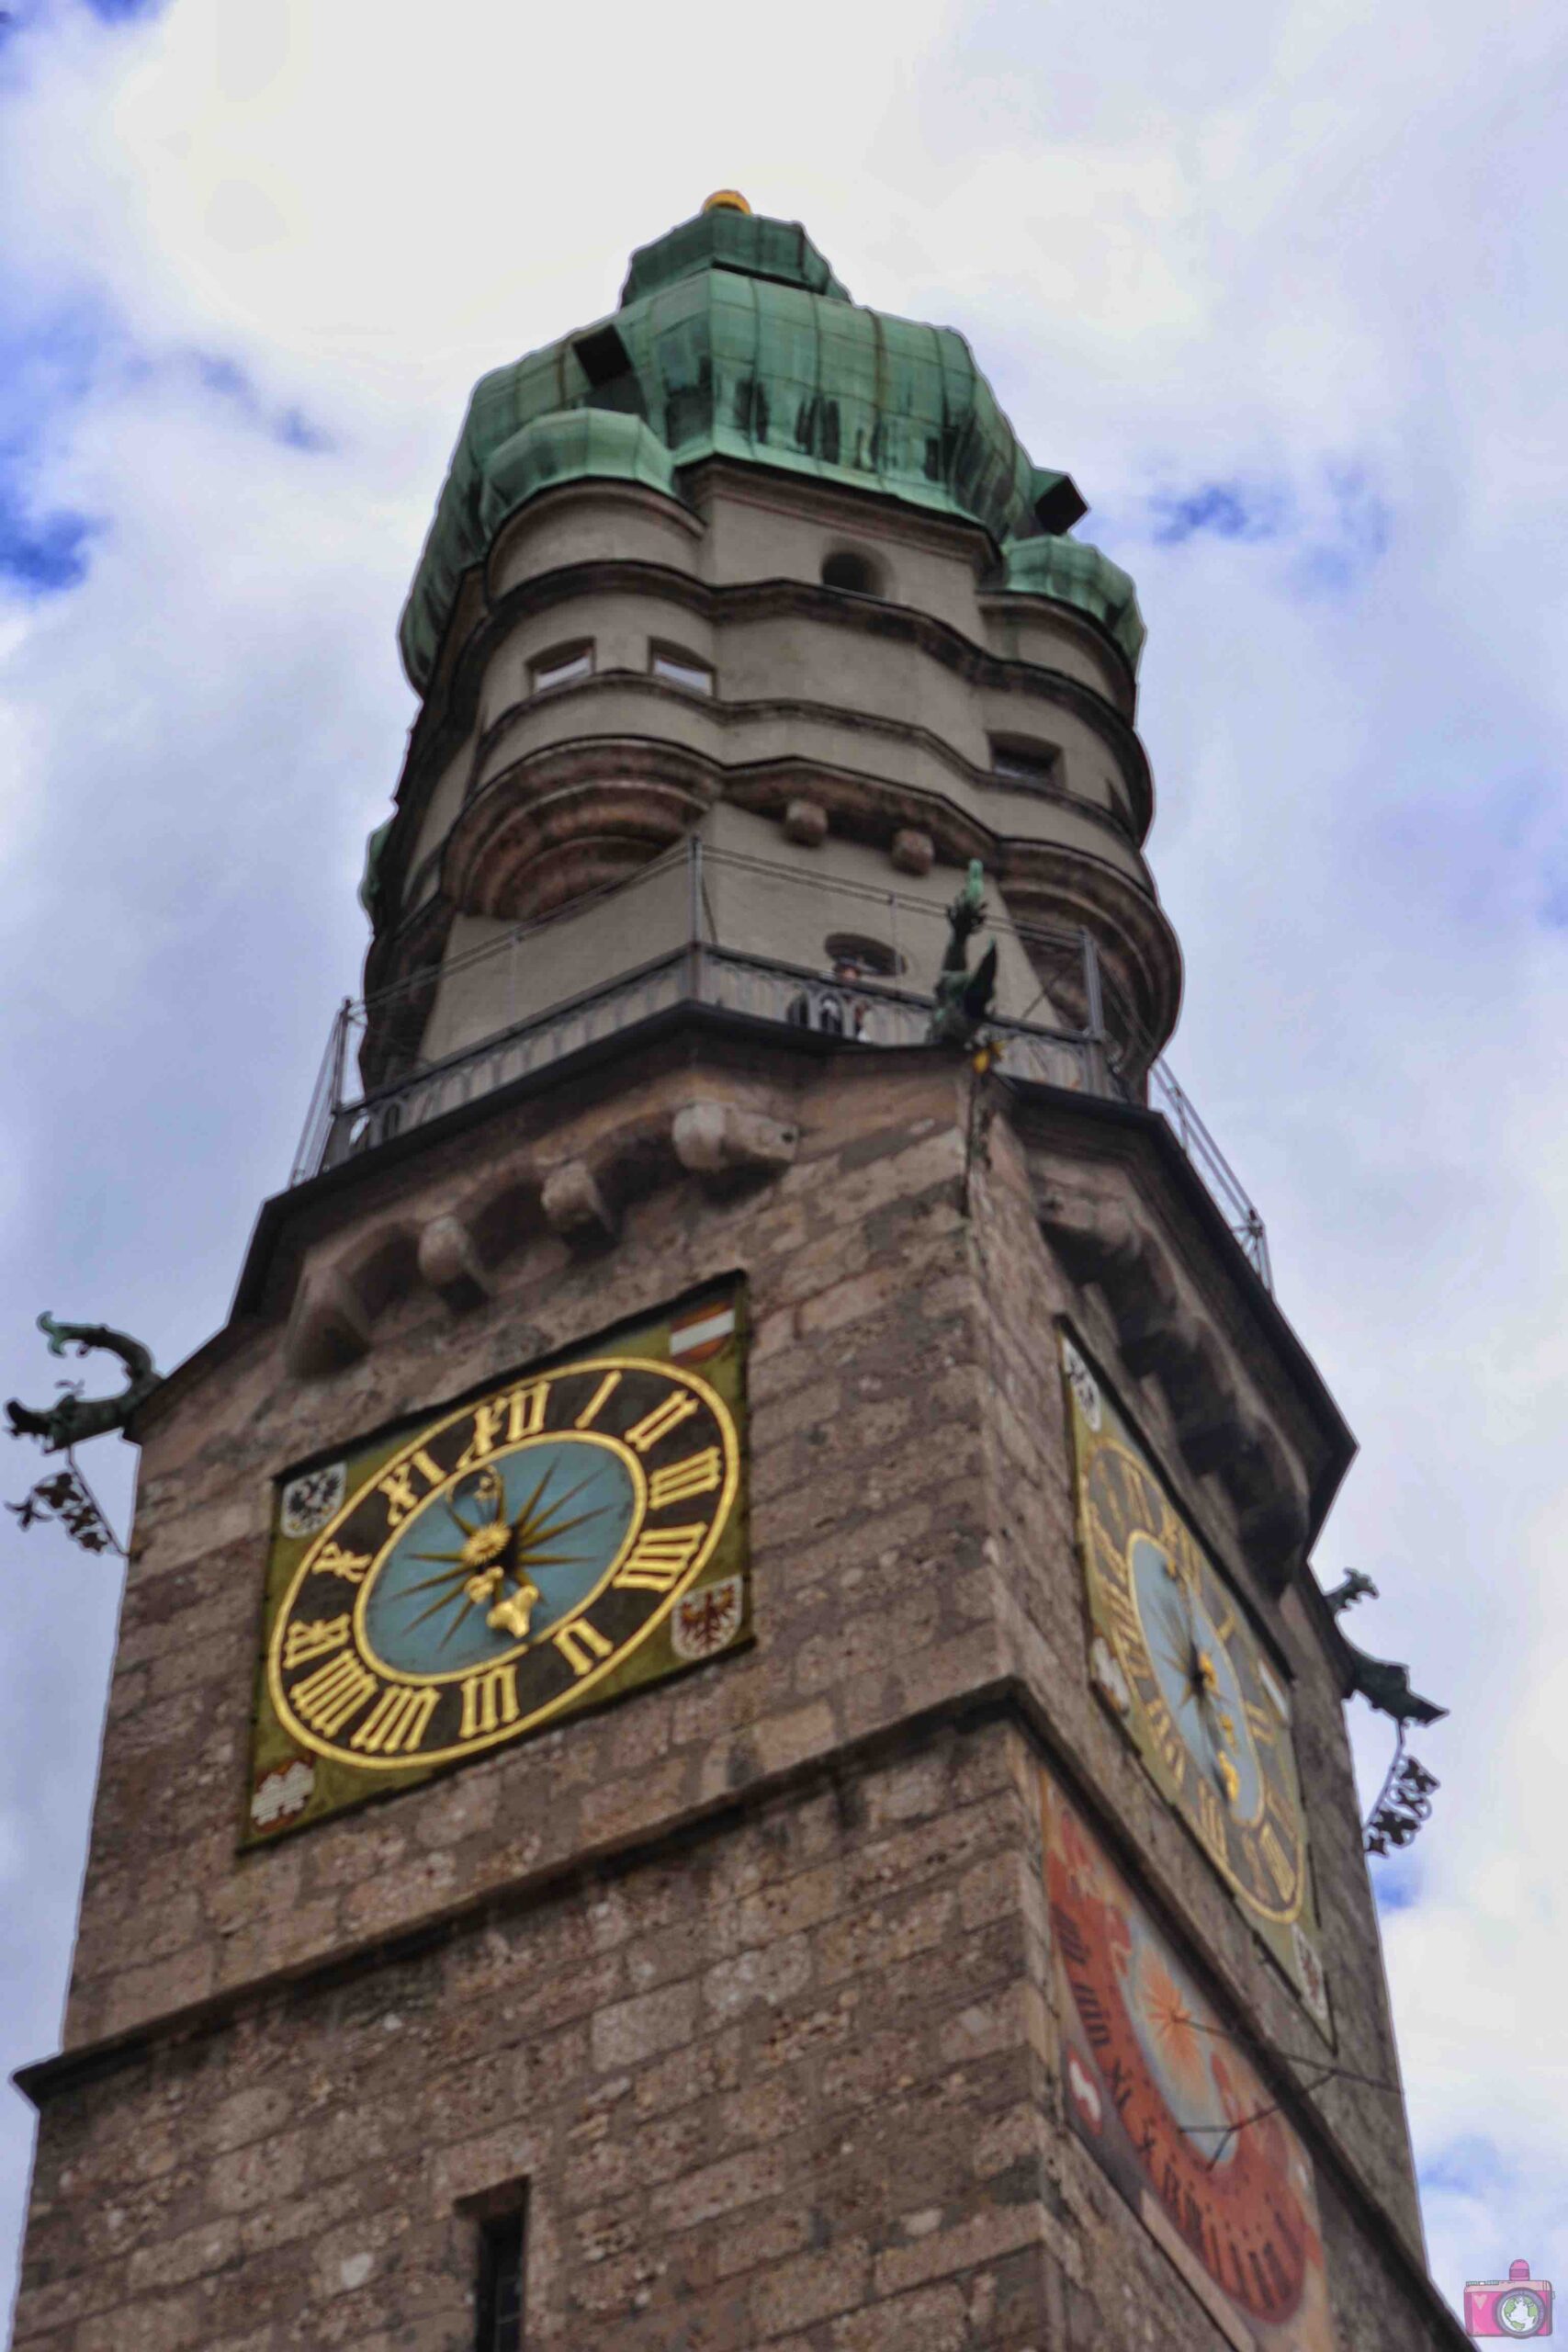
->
xmin=12 ymin=197 xmax=1465 ymax=2352
xmin=13 ymin=1038 xmax=1464 ymax=2348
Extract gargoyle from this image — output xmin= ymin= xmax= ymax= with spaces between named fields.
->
xmin=1318 ymin=1567 xmax=1446 ymax=1726
xmin=927 ymin=859 xmax=999 ymax=1048
xmin=6 ymin=1314 xmax=161 ymax=1453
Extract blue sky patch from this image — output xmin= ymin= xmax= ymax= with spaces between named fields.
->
xmin=1421 ymin=2135 xmax=1515 ymax=2200
xmin=1150 ymin=479 xmax=1289 ymax=545
xmin=1372 ymin=1854 xmax=1423 ymax=1913
xmin=189 ymin=350 xmax=333 ymax=454
xmin=0 ymin=487 xmax=96 ymax=591
xmin=1291 ymin=465 xmax=1393 ymax=593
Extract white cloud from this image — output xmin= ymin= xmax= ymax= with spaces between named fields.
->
xmin=3 ymin=0 xmax=1567 ymax=2327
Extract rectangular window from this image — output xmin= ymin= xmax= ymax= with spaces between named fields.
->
xmin=475 ymin=2206 xmax=525 ymax=2352
xmin=649 ymin=646 xmax=715 ymax=695
xmin=989 ymin=737 xmax=1061 ymax=789
xmin=530 ymin=643 xmax=592 ymax=695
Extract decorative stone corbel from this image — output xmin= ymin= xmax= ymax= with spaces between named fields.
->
xmin=284 ymin=1266 xmax=372 ymax=1378
xmin=671 ymin=1102 xmax=799 ymax=1182
xmin=1036 ymin=1181 xmax=1310 ymax=1582
xmin=890 ymin=827 xmax=934 ymax=876
xmin=783 ymin=797 xmax=829 ymax=847
xmin=540 ymin=1159 xmax=618 ymax=1246
xmin=417 ymin=1213 xmax=494 ymax=1313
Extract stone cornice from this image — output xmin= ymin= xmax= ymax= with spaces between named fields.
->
xmin=385 ymin=559 xmax=1154 ymax=914
xmin=365 ymin=729 xmax=1177 ymax=1041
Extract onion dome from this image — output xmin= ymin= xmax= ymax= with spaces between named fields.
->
xmin=399 ymin=198 xmax=1140 ymax=690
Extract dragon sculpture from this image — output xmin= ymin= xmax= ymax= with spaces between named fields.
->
xmin=6 ymin=1314 xmax=161 ymax=1453
xmin=927 ymin=859 xmax=999 ymax=1049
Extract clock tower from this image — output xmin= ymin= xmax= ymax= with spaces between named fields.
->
xmin=12 ymin=198 xmax=1464 ymax=2351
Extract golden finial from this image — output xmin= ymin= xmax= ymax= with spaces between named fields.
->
xmin=702 ymin=189 xmax=751 ymax=215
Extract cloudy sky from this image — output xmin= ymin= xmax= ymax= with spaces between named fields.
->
xmin=2 ymin=0 xmax=1565 ymax=2324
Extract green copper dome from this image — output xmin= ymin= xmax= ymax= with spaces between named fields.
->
xmin=398 ymin=206 xmax=1140 ymax=689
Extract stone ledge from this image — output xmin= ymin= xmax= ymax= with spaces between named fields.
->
xmin=11 ymin=1679 xmax=1460 ymax=2346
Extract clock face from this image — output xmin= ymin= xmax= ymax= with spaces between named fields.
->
xmin=1061 ymin=1333 xmax=1325 ymax=2018
xmin=248 ymin=1291 xmax=747 ymax=1838
xmin=1044 ymin=1773 xmax=1335 ymax=2352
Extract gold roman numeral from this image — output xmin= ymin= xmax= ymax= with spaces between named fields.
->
xmin=624 ymin=1392 xmax=699 ymax=1454
xmin=506 ymin=1380 xmax=551 ymax=1442
xmin=648 ymin=1448 xmax=723 ymax=1510
xmin=459 ymin=1662 xmax=520 ymax=1740
xmin=309 ymin=1541 xmax=372 ymax=1586
xmin=574 ymin=1372 xmax=621 ymax=1430
xmin=1258 ymin=1822 xmax=1298 ymax=1902
xmin=291 ymin=1651 xmax=378 ymax=1736
xmin=455 ymin=1396 xmax=512 ymax=1471
xmin=1100 ymin=1587 xmax=1146 ymax=1658
xmin=1090 ymin=1464 xmax=1136 ymax=1553
xmin=1195 ymin=1778 xmax=1231 ymax=1870
xmin=283 ymin=1615 xmax=351 ymax=1668
xmin=378 ymin=1447 xmax=446 ymax=1528
xmin=552 ymin=1618 xmax=616 ymax=1678
xmin=350 ymin=1685 xmax=438 ymax=1756
xmin=1143 ymin=1694 xmax=1187 ymax=1782
xmin=612 ymin=1524 xmax=707 ymax=1592
xmin=1244 ymin=1699 xmax=1278 ymax=1747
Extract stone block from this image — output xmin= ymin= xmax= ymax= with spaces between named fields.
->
xmin=782 ymin=797 xmax=829 ymax=846
xmin=889 ymin=828 xmax=934 ymax=876
xmin=672 ymin=1102 xmax=799 ymax=1179
xmin=416 ymin=1212 xmax=492 ymax=1310
xmin=541 ymin=1159 xmax=617 ymax=1244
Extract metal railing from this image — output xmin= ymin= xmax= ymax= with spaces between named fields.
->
xmin=291 ymin=841 xmax=1273 ymax=1290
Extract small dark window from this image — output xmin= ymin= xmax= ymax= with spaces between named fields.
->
xmin=649 ymin=645 xmax=715 ymax=695
xmin=989 ymin=736 xmax=1061 ymax=789
xmin=823 ymin=932 xmax=902 ymax=978
xmin=476 ymin=2207 xmax=525 ymax=2352
xmin=530 ymin=642 xmax=592 ymax=695
xmin=821 ymin=549 xmax=883 ymax=596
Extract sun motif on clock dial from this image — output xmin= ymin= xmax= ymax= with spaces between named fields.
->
xmin=1043 ymin=1774 xmax=1336 ymax=2352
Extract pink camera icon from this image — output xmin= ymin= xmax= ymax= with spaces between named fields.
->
xmin=1466 ymin=2260 xmax=1553 ymax=2337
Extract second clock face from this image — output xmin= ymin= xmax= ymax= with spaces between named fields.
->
xmin=1062 ymin=1332 xmax=1326 ymax=2019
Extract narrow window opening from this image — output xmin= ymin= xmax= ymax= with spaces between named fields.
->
xmin=649 ymin=645 xmax=715 ymax=695
xmin=821 ymin=548 xmax=883 ymax=596
xmin=989 ymin=735 xmax=1061 ymax=789
xmin=530 ymin=642 xmax=592 ymax=695
xmin=475 ymin=2206 xmax=525 ymax=2352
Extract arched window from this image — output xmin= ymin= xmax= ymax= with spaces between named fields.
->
xmin=649 ymin=644 xmax=715 ymax=695
xmin=821 ymin=548 xmax=885 ymax=597
xmin=529 ymin=641 xmax=592 ymax=695
xmin=823 ymin=932 xmax=902 ymax=979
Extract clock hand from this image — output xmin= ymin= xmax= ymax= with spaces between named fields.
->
xmin=1174 ymin=1581 xmax=1244 ymax=1805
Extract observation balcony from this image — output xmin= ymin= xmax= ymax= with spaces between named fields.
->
xmin=290 ymin=842 xmax=1271 ymax=1292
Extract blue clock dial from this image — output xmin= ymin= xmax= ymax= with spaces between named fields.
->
xmin=362 ymin=1437 xmax=641 ymax=1678
xmin=1131 ymin=1533 xmax=1263 ymax=1822
xmin=1075 ymin=1412 xmax=1310 ymax=1936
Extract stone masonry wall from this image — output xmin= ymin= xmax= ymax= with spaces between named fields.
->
xmin=13 ymin=1040 xmax=1466 ymax=2349
xmin=60 ymin=1049 xmax=998 ymax=2052
xmin=963 ymin=1104 xmax=1428 ymax=2252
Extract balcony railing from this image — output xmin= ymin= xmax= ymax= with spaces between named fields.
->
xmin=291 ymin=842 xmax=1272 ymax=1292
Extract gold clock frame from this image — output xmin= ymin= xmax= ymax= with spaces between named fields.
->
xmin=1059 ymin=1324 xmax=1331 ymax=2027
